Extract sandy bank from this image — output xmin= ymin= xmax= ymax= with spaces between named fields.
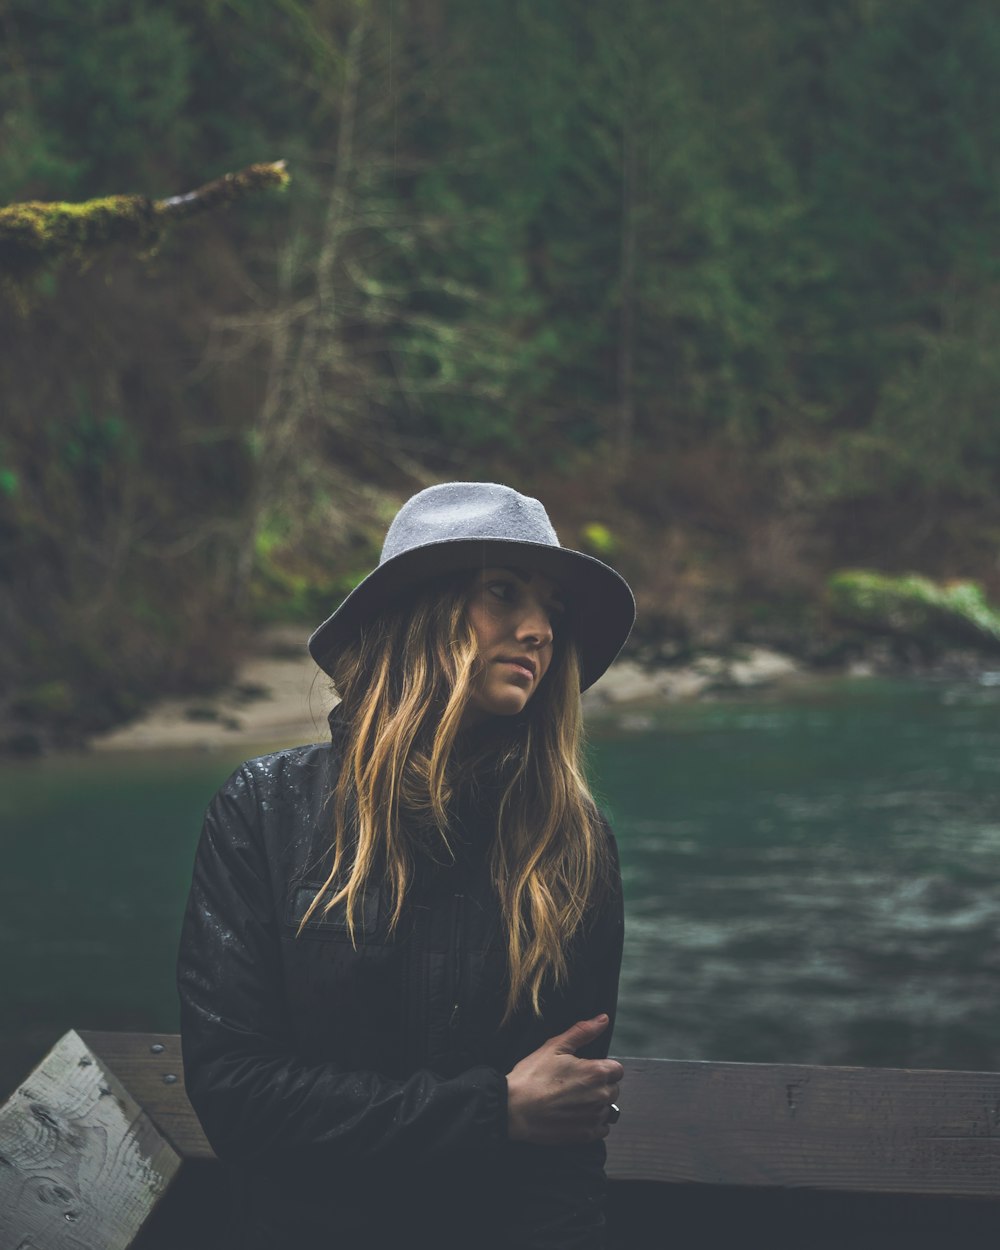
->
xmin=91 ymin=628 xmax=332 ymax=753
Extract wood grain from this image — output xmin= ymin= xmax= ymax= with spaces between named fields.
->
xmin=0 ymin=1030 xmax=180 ymax=1250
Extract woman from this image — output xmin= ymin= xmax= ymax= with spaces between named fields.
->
xmin=177 ymin=481 xmax=635 ymax=1249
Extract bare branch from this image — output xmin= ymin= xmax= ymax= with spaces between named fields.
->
xmin=155 ymin=161 xmax=290 ymax=222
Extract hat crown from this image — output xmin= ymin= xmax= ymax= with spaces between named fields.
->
xmin=381 ymin=482 xmax=559 ymax=564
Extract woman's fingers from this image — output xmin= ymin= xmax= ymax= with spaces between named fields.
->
xmin=548 ymin=1013 xmax=610 ymax=1055
xmin=596 ymin=1058 xmax=625 ymax=1084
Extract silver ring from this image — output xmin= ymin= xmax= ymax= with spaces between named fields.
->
xmin=608 ymin=1102 xmax=621 ymax=1125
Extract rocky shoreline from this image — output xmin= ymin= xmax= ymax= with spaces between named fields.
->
xmin=87 ymin=630 xmax=813 ymax=753
xmin=10 ymin=567 xmax=1000 ymax=759
xmin=85 ymin=627 xmax=999 ymax=755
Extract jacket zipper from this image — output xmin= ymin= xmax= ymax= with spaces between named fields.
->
xmin=449 ymin=892 xmax=464 ymax=1032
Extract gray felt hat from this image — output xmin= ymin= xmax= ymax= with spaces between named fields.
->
xmin=308 ymin=482 xmax=635 ymax=692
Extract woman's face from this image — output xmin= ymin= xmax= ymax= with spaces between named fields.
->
xmin=462 ymin=566 xmax=565 ymax=726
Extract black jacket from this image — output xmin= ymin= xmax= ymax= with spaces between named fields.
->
xmin=177 ymin=725 xmax=624 ymax=1249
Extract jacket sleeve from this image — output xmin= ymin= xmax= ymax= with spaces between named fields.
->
xmin=177 ymin=764 xmax=508 ymax=1167
xmin=507 ymin=823 xmax=626 ymax=1249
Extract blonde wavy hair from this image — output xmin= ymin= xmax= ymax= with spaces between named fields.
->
xmin=298 ymin=571 xmax=612 ymax=1019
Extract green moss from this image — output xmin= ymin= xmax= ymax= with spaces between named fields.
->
xmin=0 ymin=195 xmax=160 ymax=280
xmin=827 ymin=570 xmax=1000 ymax=650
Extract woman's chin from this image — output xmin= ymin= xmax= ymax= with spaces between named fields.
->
xmin=465 ymin=686 xmax=533 ymax=723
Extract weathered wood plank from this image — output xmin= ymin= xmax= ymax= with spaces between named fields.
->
xmin=4 ymin=1031 xmax=1000 ymax=1250
xmin=75 ymin=1033 xmax=1000 ymax=1201
xmin=605 ymin=1056 xmax=1000 ymax=1197
xmin=0 ymin=1030 xmax=181 ymax=1250
xmin=80 ymin=1031 xmax=213 ymax=1161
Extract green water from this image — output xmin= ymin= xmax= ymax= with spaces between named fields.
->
xmin=602 ymin=676 xmax=1000 ymax=1069
xmin=3 ymin=675 xmax=999 ymax=1095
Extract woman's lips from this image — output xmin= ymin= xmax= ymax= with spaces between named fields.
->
xmin=498 ymin=659 xmax=535 ymax=681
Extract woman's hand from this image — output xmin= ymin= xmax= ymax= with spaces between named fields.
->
xmin=506 ymin=1014 xmax=624 ymax=1144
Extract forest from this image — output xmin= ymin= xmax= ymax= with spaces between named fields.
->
xmin=4 ymin=0 xmax=1000 ymax=750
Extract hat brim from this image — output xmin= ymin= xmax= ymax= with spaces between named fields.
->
xmin=308 ymin=537 xmax=635 ymax=692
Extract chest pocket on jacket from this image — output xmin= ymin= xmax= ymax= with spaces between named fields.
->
xmin=286 ymin=883 xmax=384 ymax=943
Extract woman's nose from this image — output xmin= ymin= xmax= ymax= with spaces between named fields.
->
xmin=517 ymin=601 xmax=553 ymax=646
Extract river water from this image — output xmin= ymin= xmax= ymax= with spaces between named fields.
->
xmin=2 ymin=675 xmax=999 ymax=1095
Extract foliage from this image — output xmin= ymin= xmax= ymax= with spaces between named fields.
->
xmin=4 ymin=0 xmax=1000 ymax=744
xmin=827 ymin=571 xmax=1000 ymax=651
xmin=250 ymin=510 xmax=377 ymax=624
xmin=581 ymin=523 xmax=617 ymax=558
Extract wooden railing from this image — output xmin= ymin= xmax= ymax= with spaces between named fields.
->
xmin=1 ymin=1030 xmax=998 ymax=1248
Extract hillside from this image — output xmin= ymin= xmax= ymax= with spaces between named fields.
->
xmin=4 ymin=0 xmax=1000 ymax=751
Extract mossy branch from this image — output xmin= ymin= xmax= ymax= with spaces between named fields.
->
xmin=0 ymin=160 xmax=290 ymax=285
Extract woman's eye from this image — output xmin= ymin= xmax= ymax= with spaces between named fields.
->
xmin=486 ymin=580 xmax=514 ymax=602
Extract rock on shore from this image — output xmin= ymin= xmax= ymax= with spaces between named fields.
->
xmin=582 ymin=646 xmax=803 ymax=711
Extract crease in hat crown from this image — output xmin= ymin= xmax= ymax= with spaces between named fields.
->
xmin=308 ymin=480 xmax=635 ymax=692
